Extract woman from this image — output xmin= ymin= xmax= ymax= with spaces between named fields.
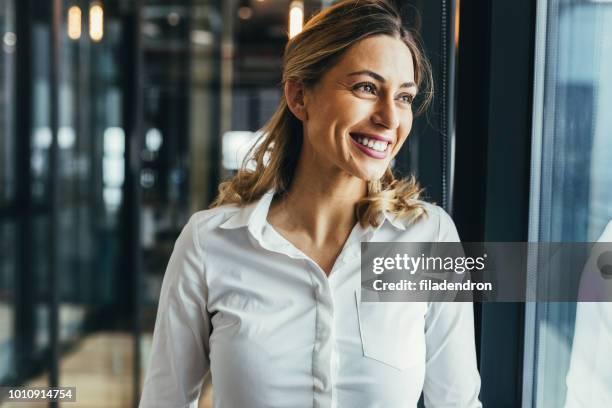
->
xmin=140 ymin=1 xmax=482 ymax=407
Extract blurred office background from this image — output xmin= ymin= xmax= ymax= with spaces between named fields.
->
xmin=0 ymin=0 xmax=611 ymax=407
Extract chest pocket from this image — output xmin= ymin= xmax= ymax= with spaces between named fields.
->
xmin=355 ymin=291 xmax=427 ymax=371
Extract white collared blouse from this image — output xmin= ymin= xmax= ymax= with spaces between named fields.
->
xmin=139 ymin=191 xmax=482 ymax=408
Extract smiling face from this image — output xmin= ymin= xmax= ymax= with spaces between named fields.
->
xmin=286 ymin=34 xmax=417 ymax=182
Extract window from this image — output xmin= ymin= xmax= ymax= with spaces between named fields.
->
xmin=525 ymin=0 xmax=612 ymax=406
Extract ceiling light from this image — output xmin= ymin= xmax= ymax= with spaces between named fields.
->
xmin=89 ymin=3 xmax=104 ymax=42
xmin=68 ymin=6 xmax=82 ymax=40
xmin=289 ymin=1 xmax=304 ymax=39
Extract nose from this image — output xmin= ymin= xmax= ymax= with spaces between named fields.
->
xmin=371 ymin=95 xmax=400 ymax=130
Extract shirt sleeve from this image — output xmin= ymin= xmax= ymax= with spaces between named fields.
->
xmin=139 ymin=215 xmax=211 ymax=408
xmin=422 ymin=207 xmax=482 ymax=407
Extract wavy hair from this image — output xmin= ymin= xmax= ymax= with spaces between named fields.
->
xmin=211 ymin=0 xmax=433 ymax=227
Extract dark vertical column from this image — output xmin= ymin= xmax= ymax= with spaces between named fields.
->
xmin=453 ymin=2 xmax=493 ymax=384
xmin=48 ymin=0 xmax=61 ymax=405
xmin=120 ymin=1 xmax=144 ymax=405
xmin=14 ymin=0 xmax=35 ymax=385
xmin=477 ymin=1 xmax=535 ymax=405
xmin=453 ymin=0 xmax=536 ymax=406
xmin=453 ymin=0 xmax=491 ymax=242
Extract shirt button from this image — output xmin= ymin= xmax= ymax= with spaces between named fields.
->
xmin=314 ymin=377 xmax=324 ymax=390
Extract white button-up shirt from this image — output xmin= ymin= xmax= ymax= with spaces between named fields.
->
xmin=139 ymin=191 xmax=482 ymax=408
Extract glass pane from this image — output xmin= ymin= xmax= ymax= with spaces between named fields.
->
xmin=0 ymin=220 xmax=16 ymax=383
xmin=32 ymin=215 xmax=50 ymax=353
xmin=0 ymin=0 xmax=16 ymax=205
xmin=31 ymin=21 xmax=51 ymax=204
xmin=56 ymin=2 xmax=135 ymax=405
xmin=58 ymin=0 xmax=86 ymax=346
xmin=530 ymin=0 xmax=612 ymax=406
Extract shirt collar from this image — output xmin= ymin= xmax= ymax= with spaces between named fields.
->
xmin=382 ymin=210 xmax=407 ymax=231
xmin=218 ymin=189 xmax=406 ymax=237
xmin=219 ymin=190 xmax=275 ymax=242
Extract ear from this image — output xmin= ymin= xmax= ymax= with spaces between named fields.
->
xmin=284 ymin=80 xmax=309 ymax=122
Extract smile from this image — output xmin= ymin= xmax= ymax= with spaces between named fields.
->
xmin=349 ymin=133 xmax=391 ymax=159
xmin=355 ymin=135 xmax=388 ymax=151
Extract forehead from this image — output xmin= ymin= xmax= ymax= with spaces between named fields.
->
xmin=331 ymin=35 xmax=415 ymax=83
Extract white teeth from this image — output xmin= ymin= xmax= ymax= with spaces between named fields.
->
xmin=356 ymin=135 xmax=388 ymax=152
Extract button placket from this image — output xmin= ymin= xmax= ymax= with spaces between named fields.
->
xmin=311 ymin=271 xmax=335 ymax=408
xmin=330 ymin=335 xmax=340 ymax=408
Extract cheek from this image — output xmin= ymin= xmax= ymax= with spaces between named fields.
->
xmin=304 ymin=115 xmax=343 ymax=157
xmin=314 ymin=106 xmax=357 ymax=143
xmin=307 ymin=98 xmax=344 ymax=135
xmin=403 ymin=113 xmax=414 ymax=135
xmin=391 ymin=117 xmax=413 ymax=154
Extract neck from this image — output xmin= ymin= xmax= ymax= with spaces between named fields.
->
xmin=268 ymin=146 xmax=367 ymax=246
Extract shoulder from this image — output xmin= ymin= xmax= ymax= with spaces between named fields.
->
xmin=419 ymin=201 xmax=460 ymax=242
xmin=389 ymin=200 xmax=460 ymax=242
xmin=190 ymin=204 xmax=241 ymax=230
xmin=182 ymin=204 xmax=242 ymax=250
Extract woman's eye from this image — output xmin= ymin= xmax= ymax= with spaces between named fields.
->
xmin=398 ymin=94 xmax=415 ymax=104
xmin=354 ymin=83 xmax=377 ymax=94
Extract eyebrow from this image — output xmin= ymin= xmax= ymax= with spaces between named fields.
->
xmin=347 ymin=70 xmax=417 ymax=90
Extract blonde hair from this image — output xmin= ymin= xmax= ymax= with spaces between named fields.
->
xmin=211 ymin=0 xmax=433 ymax=227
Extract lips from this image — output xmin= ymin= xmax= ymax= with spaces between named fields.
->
xmin=349 ymin=132 xmax=393 ymax=144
